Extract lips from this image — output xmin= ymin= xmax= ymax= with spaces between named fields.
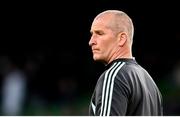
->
xmin=91 ymin=46 xmax=99 ymax=53
xmin=92 ymin=49 xmax=100 ymax=54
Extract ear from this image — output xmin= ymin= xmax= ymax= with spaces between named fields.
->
xmin=117 ymin=32 xmax=127 ymax=47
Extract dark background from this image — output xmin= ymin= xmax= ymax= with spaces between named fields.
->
xmin=0 ymin=1 xmax=180 ymax=115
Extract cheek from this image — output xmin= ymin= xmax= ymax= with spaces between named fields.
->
xmin=100 ymin=39 xmax=110 ymax=48
xmin=101 ymin=40 xmax=114 ymax=51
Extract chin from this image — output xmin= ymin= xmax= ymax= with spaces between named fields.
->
xmin=93 ymin=56 xmax=104 ymax=62
xmin=93 ymin=55 xmax=100 ymax=61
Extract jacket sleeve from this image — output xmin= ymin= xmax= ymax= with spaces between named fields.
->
xmin=95 ymin=72 xmax=130 ymax=116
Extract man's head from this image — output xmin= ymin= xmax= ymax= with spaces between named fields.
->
xmin=89 ymin=10 xmax=134 ymax=64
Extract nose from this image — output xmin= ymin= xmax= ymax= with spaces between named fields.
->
xmin=89 ymin=35 xmax=95 ymax=46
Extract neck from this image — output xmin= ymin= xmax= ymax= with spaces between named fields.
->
xmin=107 ymin=46 xmax=133 ymax=64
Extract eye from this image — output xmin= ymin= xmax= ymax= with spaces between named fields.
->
xmin=95 ymin=30 xmax=104 ymax=35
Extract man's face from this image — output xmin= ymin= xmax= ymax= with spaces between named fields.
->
xmin=89 ymin=16 xmax=119 ymax=63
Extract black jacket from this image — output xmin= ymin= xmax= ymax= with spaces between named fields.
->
xmin=89 ymin=58 xmax=163 ymax=116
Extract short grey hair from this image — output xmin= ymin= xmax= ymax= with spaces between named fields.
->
xmin=95 ymin=10 xmax=134 ymax=42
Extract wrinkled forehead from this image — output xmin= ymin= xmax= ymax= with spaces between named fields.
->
xmin=94 ymin=13 xmax=115 ymax=23
xmin=91 ymin=14 xmax=115 ymax=28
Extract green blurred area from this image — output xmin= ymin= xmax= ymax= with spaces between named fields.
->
xmin=0 ymin=94 xmax=90 ymax=116
xmin=158 ymin=65 xmax=180 ymax=116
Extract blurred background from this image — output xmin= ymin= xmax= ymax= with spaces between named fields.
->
xmin=0 ymin=0 xmax=180 ymax=116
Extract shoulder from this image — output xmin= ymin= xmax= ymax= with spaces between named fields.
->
xmin=99 ymin=61 xmax=128 ymax=85
xmin=97 ymin=60 xmax=143 ymax=88
xmin=95 ymin=61 xmax=126 ymax=87
xmin=102 ymin=61 xmax=126 ymax=79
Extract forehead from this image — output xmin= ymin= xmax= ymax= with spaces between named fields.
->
xmin=91 ymin=14 xmax=114 ymax=31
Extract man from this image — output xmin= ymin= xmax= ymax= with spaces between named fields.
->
xmin=88 ymin=10 xmax=163 ymax=116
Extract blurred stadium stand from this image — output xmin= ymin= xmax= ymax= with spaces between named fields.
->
xmin=0 ymin=0 xmax=180 ymax=115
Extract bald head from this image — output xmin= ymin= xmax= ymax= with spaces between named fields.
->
xmin=93 ymin=10 xmax=134 ymax=43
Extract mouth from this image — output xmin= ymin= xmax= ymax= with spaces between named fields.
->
xmin=92 ymin=49 xmax=99 ymax=53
